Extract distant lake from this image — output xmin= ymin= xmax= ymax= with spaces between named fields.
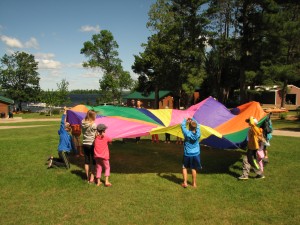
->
xmin=67 ymin=92 xmax=130 ymax=106
xmin=19 ymin=93 xmax=130 ymax=111
xmin=68 ymin=94 xmax=101 ymax=106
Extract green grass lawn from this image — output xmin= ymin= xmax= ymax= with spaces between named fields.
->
xmin=272 ymin=119 xmax=300 ymax=131
xmin=0 ymin=121 xmax=299 ymax=225
xmin=13 ymin=112 xmax=62 ymax=119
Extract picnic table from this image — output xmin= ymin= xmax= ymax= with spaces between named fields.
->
xmin=264 ymin=108 xmax=288 ymax=117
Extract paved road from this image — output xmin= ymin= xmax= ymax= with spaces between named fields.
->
xmin=0 ymin=118 xmax=299 ymax=137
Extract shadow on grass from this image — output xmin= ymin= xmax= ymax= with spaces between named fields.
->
xmin=68 ymin=140 xmax=244 ymax=183
xmin=70 ymin=169 xmax=86 ymax=181
xmin=157 ymin=173 xmax=182 ymax=185
xmin=279 ymin=127 xmax=300 ymax=132
xmin=273 ymin=119 xmax=300 ymax=131
xmin=201 ymin=147 xmax=243 ymax=177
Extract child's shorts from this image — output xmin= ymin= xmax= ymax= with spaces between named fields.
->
xmin=182 ymin=155 xmax=201 ymax=170
xmin=83 ymin=144 xmax=96 ymax=165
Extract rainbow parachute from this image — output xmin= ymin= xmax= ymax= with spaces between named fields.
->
xmin=66 ymin=96 xmax=268 ymax=149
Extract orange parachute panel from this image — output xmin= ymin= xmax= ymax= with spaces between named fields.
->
xmin=215 ymin=101 xmax=267 ymax=135
xmin=69 ymin=104 xmax=89 ymax=113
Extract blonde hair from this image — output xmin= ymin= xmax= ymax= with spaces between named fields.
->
xmin=84 ymin=110 xmax=96 ymax=123
xmin=65 ymin=122 xmax=71 ymax=132
xmin=189 ymin=121 xmax=197 ymax=131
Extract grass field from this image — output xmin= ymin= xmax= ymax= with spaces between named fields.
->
xmin=13 ymin=112 xmax=62 ymax=119
xmin=0 ymin=120 xmax=299 ymax=225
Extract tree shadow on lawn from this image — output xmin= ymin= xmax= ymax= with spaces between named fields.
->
xmin=69 ymin=140 xmax=243 ymax=184
xmin=279 ymin=127 xmax=300 ymax=132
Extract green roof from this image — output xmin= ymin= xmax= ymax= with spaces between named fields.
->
xmin=0 ymin=96 xmax=14 ymax=104
xmin=124 ymin=91 xmax=172 ymax=100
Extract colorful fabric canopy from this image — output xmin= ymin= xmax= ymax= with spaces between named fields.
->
xmin=66 ymin=96 xmax=268 ymax=149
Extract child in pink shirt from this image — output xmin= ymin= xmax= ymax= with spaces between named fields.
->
xmin=94 ymin=124 xmax=112 ymax=187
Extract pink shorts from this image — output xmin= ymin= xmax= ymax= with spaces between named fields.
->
xmin=95 ymin=158 xmax=110 ymax=178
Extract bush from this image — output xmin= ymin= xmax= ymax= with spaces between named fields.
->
xmin=52 ymin=109 xmax=60 ymax=115
xmin=39 ymin=112 xmax=45 ymax=115
xmin=279 ymin=112 xmax=287 ymax=120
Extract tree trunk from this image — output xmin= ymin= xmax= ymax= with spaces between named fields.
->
xmin=280 ymin=80 xmax=288 ymax=108
xmin=186 ymin=94 xmax=194 ymax=108
xmin=220 ymin=87 xmax=230 ymax=104
xmin=239 ymin=1 xmax=248 ymax=104
xmin=239 ymin=64 xmax=247 ymax=104
xmin=18 ymin=102 xmax=22 ymax=112
xmin=154 ymin=85 xmax=159 ymax=109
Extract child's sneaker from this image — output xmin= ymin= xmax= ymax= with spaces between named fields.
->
xmin=47 ymin=158 xmax=53 ymax=168
xmin=238 ymin=175 xmax=249 ymax=180
xmin=255 ymin=174 xmax=265 ymax=179
xmin=263 ymin=157 xmax=269 ymax=164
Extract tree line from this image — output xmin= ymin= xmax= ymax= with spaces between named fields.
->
xmin=133 ymin=0 xmax=299 ymax=108
xmin=0 ymin=0 xmax=299 ymax=110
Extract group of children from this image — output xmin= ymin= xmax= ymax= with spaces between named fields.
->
xmin=46 ymin=106 xmax=203 ymax=188
xmin=46 ymin=106 xmax=272 ymax=187
xmin=48 ymin=108 xmax=113 ymax=187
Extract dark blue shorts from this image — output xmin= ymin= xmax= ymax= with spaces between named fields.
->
xmin=182 ymin=155 xmax=201 ymax=169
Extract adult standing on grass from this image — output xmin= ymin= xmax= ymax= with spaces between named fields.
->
xmin=181 ymin=118 xmax=201 ymax=188
xmin=48 ymin=107 xmax=77 ymax=169
xmin=82 ymin=110 xmax=97 ymax=183
xmin=238 ymin=117 xmax=265 ymax=180
xmin=94 ymin=123 xmax=112 ymax=187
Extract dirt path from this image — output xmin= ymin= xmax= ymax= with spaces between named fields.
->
xmin=272 ymin=130 xmax=300 ymax=137
xmin=1 ymin=118 xmax=299 ymax=137
xmin=0 ymin=118 xmax=60 ymax=123
xmin=0 ymin=118 xmax=60 ymax=130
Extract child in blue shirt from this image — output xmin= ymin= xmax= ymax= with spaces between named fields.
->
xmin=48 ymin=107 xmax=76 ymax=169
xmin=181 ymin=118 xmax=201 ymax=188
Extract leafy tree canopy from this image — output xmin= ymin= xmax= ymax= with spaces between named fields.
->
xmin=0 ymin=51 xmax=40 ymax=110
xmin=81 ymin=30 xmax=133 ymax=103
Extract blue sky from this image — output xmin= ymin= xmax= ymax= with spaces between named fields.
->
xmin=0 ymin=0 xmax=156 ymax=90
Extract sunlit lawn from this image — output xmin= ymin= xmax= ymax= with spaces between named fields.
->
xmin=12 ymin=112 xmax=62 ymax=119
xmin=0 ymin=120 xmax=299 ymax=224
xmin=272 ymin=119 xmax=300 ymax=131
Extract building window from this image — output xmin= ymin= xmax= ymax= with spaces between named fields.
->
xmin=286 ymin=94 xmax=296 ymax=105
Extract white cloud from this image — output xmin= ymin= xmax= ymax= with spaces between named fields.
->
xmin=79 ymin=25 xmax=101 ymax=33
xmin=25 ymin=37 xmax=39 ymax=49
xmin=129 ymin=70 xmax=139 ymax=80
xmin=48 ymin=70 xmax=61 ymax=77
xmin=6 ymin=49 xmax=16 ymax=55
xmin=34 ymin=52 xmax=55 ymax=60
xmin=81 ymin=71 xmax=101 ymax=78
xmin=0 ymin=35 xmax=23 ymax=48
xmin=37 ymin=59 xmax=62 ymax=69
xmin=35 ymin=52 xmax=62 ymax=69
xmin=66 ymin=62 xmax=83 ymax=69
xmin=0 ymin=35 xmax=39 ymax=49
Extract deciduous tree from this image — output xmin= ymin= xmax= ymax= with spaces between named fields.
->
xmin=80 ymin=30 xmax=133 ymax=104
xmin=0 ymin=51 xmax=40 ymax=111
xmin=134 ymin=0 xmax=208 ymax=108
